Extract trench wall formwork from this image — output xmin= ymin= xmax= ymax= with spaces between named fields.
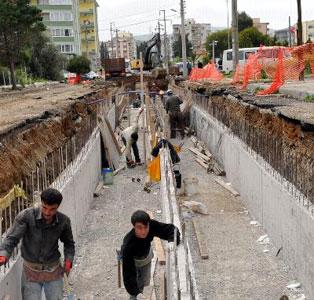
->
xmin=190 ymin=104 xmax=314 ymax=299
xmin=0 ymin=131 xmax=101 ymax=299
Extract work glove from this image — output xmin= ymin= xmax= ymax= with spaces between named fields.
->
xmin=0 ymin=256 xmax=8 ymax=266
xmin=64 ymin=259 xmax=72 ymax=275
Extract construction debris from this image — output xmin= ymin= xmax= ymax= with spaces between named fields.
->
xmin=182 ymin=200 xmax=209 ymax=215
xmin=189 ymin=136 xmax=225 ymax=176
xmin=215 ymin=178 xmax=240 ymax=197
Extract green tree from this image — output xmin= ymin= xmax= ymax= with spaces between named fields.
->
xmin=206 ymin=29 xmax=230 ymax=58
xmin=239 ymin=27 xmax=271 ymax=48
xmin=0 ymin=0 xmax=45 ymax=89
xmin=172 ymin=35 xmax=193 ymax=58
xmin=27 ymin=33 xmax=66 ymax=81
xmin=67 ymin=56 xmax=91 ymax=75
xmin=238 ymin=11 xmax=253 ymax=32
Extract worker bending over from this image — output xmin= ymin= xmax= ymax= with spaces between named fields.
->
xmin=121 ymin=210 xmax=180 ymax=300
xmin=165 ymin=89 xmax=184 ymax=139
xmin=121 ymin=107 xmax=144 ymax=168
xmin=0 ymin=188 xmax=75 ymax=300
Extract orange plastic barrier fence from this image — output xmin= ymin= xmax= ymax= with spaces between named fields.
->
xmin=231 ymin=44 xmax=314 ymax=95
xmin=189 ymin=63 xmax=223 ymax=81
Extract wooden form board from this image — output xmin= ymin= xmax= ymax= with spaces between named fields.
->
xmin=215 ymin=178 xmax=240 ymax=196
xmin=98 ymin=116 xmax=121 ymax=170
xmin=192 ymin=219 xmax=209 ymax=259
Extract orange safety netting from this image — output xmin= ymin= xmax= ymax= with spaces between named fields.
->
xmin=231 ymin=44 xmax=314 ymax=95
xmin=257 ymin=48 xmax=284 ymax=95
xmin=189 ymin=63 xmax=223 ymax=81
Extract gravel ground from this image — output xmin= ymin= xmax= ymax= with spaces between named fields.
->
xmin=176 ymin=138 xmax=306 ymax=300
xmin=71 ymin=109 xmax=162 ymax=299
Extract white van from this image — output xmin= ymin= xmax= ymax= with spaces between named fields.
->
xmin=222 ymin=46 xmax=291 ymax=73
xmin=222 ymin=47 xmax=258 ymax=73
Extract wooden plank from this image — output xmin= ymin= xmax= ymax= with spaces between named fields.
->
xmin=195 ymin=158 xmax=209 ymax=172
xmin=154 ymin=237 xmax=166 ymax=265
xmin=192 ymin=219 xmax=209 ymax=260
xmin=146 ymin=211 xmax=166 ymax=265
xmin=113 ymin=165 xmax=125 ymax=176
xmin=215 ymin=178 xmax=240 ymax=196
xmin=188 ymin=147 xmax=211 ymax=162
xmin=98 ymin=116 xmax=121 ymax=170
xmin=104 ymin=117 xmax=122 ymax=155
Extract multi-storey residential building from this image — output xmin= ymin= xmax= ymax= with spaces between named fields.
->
xmin=302 ymin=20 xmax=314 ymax=43
xmin=31 ymin=0 xmax=81 ymax=57
xmin=172 ymin=19 xmax=211 ymax=53
xmin=79 ymin=0 xmax=100 ymax=69
xmin=105 ymin=31 xmax=137 ymax=60
xmin=253 ymin=18 xmax=269 ymax=35
xmin=274 ymin=28 xmax=296 ymax=45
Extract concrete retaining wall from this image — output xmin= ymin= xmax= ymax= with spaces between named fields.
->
xmin=0 ymin=130 xmax=101 ymax=299
xmin=191 ymin=106 xmax=314 ymax=299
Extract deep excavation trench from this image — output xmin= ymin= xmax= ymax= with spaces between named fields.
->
xmin=174 ymin=81 xmax=314 ymax=204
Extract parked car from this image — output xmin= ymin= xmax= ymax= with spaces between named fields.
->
xmin=81 ymin=71 xmax=100 ymax=80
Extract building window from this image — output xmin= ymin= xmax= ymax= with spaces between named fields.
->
xmin=227 ymin=52 xmax=232 ymax=61
xmin=57 ymin=44 xmax=74 ymax=53
xmin=49 ymin=0 xmax=71 ymax=4
xmin=50 ymin=28 xmax=73 ymax=37
xmin=50 ymin=11 xmax=72 ymax=21
xmin=42 ymin=12 xmax=50 ymax=21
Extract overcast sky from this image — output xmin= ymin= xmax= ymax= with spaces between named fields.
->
xmin=97 ymin=0 xmax=314 ymax=41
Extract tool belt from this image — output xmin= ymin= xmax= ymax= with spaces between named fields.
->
xmin=134 ymin=248 xmax=153 ymax=268
xmin=23 ymin=260 xmax=63 ymax=282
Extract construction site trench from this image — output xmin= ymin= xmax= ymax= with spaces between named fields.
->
xmin=0 ymin=78 xmax=314 ymax=300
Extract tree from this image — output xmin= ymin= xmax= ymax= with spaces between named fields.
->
xmin=67 ymin=56 xmax=91 ymax=75
xmin=0 ymin=0 xmax=45 ymax=89
xmin=239 ymin=27 xmax=271 ymax=48
xmin=238 ymin=11 xmax=253 ymax=32
xmin=172 ymin=34 xmax=193 ymax=58
xmin=27 ymin=33 xmax=66 ymax=81
xmin=205 ymin=29 xmax=230 ymax=58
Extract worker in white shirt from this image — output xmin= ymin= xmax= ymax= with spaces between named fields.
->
xmin=121 ymin=107 xmax=144 ymax=168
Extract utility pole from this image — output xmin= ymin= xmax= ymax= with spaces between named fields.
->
xmin=296 ymin=0 xmax=304 ymax=80
xmin=160 ymin=10 xmax=169 ymax=74
xmin=180 ymin=0 xmax=188 ymax=78
xmin=110 ymin=22 xmax=114 ymax=58
xmin=157 ymin=21 xmax=162 ymax=66
xmin=231 ymin=0 xmax=239 ymax=71
xmin=296 ymin=0 xmax=303 ymax=46
xmin=288 ymin=16 xmax=292 ymax=47
xmin=226 ymin=0 xmax=230 ymax=49
xmin=116 ymin=29 xmax=119 ymax=58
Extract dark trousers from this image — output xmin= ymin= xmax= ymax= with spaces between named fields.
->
xmin=122 ymin=137 xmax=141 ymax=163
xmin=169 ymin=112 xmax=185 ymax=139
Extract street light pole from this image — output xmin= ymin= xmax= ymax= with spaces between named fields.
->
xmin=212 ymin=41 xmax=217 ymax=64
xmin=180 ymin=0 xmax=188 ymax=78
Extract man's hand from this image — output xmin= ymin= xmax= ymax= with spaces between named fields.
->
xmin=0 ymin=256 xmax=8 ymax=266
xmin=64 ymin=259 xmax=72 ymax=275
xmin=139 ymin=107 xmax=144 ymax=114
xmin=137 ymin=294 xmax=147 ymax=300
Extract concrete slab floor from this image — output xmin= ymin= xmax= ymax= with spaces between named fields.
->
xmin=175 ymin=138 xmax=306 ymax=300
xmin=71 ymin=109 xmax=162 ymax=299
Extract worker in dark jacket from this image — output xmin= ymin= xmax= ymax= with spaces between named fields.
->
xmin=0 ymin=188 xmax=75 ymax=300
xmin=121 ymin=210 xmax=180 ymax=300
xmin=165 ymin=89 xmax=184 ymax=138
